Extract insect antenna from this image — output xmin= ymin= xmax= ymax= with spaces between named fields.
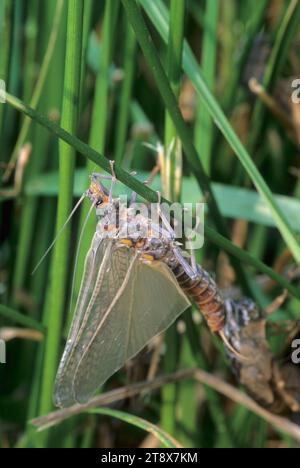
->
xmin=31 ymin=192 xmax=87 ymax=275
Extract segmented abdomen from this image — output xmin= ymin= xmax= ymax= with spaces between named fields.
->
xmin=171 ymin=263 xmax=225 ymax=333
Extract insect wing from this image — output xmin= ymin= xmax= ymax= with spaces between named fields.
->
xmin=66 ymin=232 xmax=105 ymax=345
xmin=72 ymin=251 xmax=191 ymax=404
xmin=54 ymin=235 xmax=113 ymax=407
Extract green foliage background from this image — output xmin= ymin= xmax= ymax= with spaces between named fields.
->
xmin=1 ymin=0 xmax=300 ymax=448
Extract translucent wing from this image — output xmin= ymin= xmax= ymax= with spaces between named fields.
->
xmin=66 ymin=232 xmax=106 ymax=345
xmin=54 ymin=242 xmax=190 ymax=407
xmin=54 ymin=236 xmax=123 ymax=407
xmin=72 ymin=247 xmax=191 ymax=405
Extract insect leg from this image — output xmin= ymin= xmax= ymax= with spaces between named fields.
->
xmin=91 ymin=173 xmax=113 ymax=180
xmin=91 ymin=160 xmax=117 ymax=203
xmin=172 ymin=246 xmax=198 ymax=280
xmin=155 ymin=191 xmax=198 ymax=280
xmin=129 ymin=164 xmax=160 ymax=207
xmin=143 ymin=159 xmax=161 ymax=187
xmin=130 ymin=191 xmax=138 ymax=206
xmin=130 ymin=177 xmax=149 ymax=206
xmin=155 ymin=191 xmax=175 ymax=240
xmin=186 ymin=214 xmax=203 ymax=275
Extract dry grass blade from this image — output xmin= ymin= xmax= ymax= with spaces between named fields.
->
xmin=249 ymin=78 xmax=298 ymax=145
xmin=32 ymin=369 xmax=196 ymax=430
xmin=0 ymin=143 xmax=31 ymax=198
xmin=0 ymin=327 xmax=43 ymax=342
xmin=32 ymin=367 xmax=300 ymax=443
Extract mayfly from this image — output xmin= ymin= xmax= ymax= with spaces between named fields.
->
xmin=53 ymin=163 xmax=236 ymax=408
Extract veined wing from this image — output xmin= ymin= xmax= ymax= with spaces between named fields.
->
xmin=66 ymin=231 xmax=106 ymax=347
xmin=54 ymin=236 xmax=122 ymax=406
xmin=54 ymin=238 xmax=135 ymax=407
xmin=72 ymin=249 xmax=191 ymax=405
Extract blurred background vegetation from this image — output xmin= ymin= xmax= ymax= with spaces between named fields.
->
xmin=1 ymin=0 xmax=300 ymax=448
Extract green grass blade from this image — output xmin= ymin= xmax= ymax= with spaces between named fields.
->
xmin=114 ymin=22 xmax=136 ymax=165
xmin=22 ymin=0 xmax=39 ymax=102
xmin=5 ymin=92 xmax=300 ymax=299
xmin=221 ymin=0 xmax=269 ymax=112
xmin=164 ymin=0 xmax=185 ymax=200
xmin=88 ymin=408 xmax=182 ymax=448
xmin=39 ymin=0 xmax=84 ymax=419
xmin=161 ymin=0 xmax=185 ymax=438
xmin=3 ymin=0 xmax=64 ymax=181
xmin=89 ymin=1 xmax=119 ymax=154
xmin=184 ymin=311 xmax=234 ymax=447
xmin=194 ymin=0 xmax=219 ymax=175
xmin=72 ymin=0 xmax=120 ymax=329
xmin=139 ymin=0 xmax=300 ymax=263
xmin=122 ymin=0 xmax=225 ymax=229
xmin=122 ymin=0 xmax=255 ymax=297
xmin=264 ymin=0 xmax=300 ymax=90
xmin=248 ymin=0 xmax=300 ymax=153
xmin=25 ymin=170 xmax=300 ymax=232
xmin=0 ymin=304 xmax=45 ymax=333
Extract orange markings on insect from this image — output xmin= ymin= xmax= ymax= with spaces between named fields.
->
xmin=119 ymin=239 xmax=134 ymax=247
xmin=135 ymin=239 xmax=146 ymax=249
xmin=103 ymin=224 xmax=117 ymax=232
xmin=90 ymin=181 xmax=109 ymax=203
xmin=175 ymin=269 xmax=225 ymax=334
xmin=142 ymin=254 xmax=155 ymax=262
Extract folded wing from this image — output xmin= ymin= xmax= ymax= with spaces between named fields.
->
xmin=54 ymin=240 xmax=190 ymax=407
xmin=73 ymin=248 xmax=191 ymax=404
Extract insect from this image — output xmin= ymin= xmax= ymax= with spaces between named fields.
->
xmin=53 ymin=164 xmax=237 ymax=407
